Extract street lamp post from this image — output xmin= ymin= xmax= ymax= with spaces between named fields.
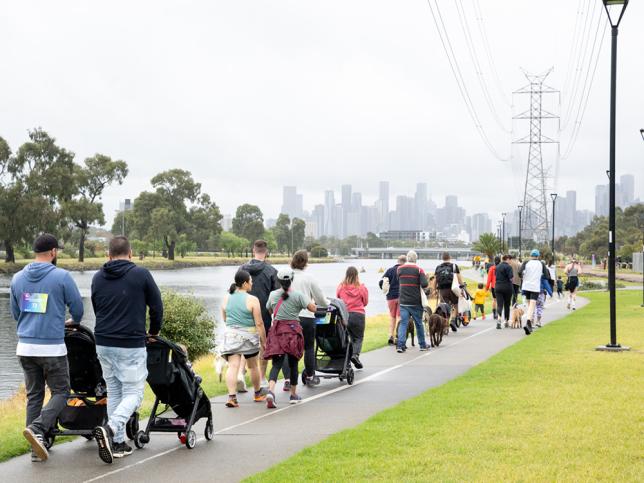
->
xmin=597 ymin=0 xmax=630 ymax=352
xmin=550 ymin=193 xmax=557 ymax=263
xmin=517 ymin=204 xmax=523 ymax=259
xmin=640 ymin=129 xmax=644 ymax=308
xmin=497 ymin=222 xmax=502 ymax=253
xmin=501 ymin=212 xmax=507 ymax=254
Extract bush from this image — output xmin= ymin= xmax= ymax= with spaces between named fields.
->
xmin=156 ymin=291 xmax=215 ymax=360
xmin=310 ymin=245 xmax=328 ymax=258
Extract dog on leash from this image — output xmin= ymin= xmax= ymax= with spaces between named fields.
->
xmin=394 ymin=318 xmax=416 ymax=347
xmin=427 ymin=312 xmax=449 ymax=347
xmin=510 ymin=304 xmax=525 ymax=329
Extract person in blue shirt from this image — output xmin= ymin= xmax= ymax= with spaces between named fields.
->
xmin=10 ymin=234 xmax=84 ymax=462
xmin=379 ymin=255 xmax=406 ymax=345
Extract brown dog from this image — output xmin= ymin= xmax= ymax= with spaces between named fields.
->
xmin=394 ymin=317 xmax=415 ymax=347
xmin=427 ymin=313 xmax=449 ymax=347
xmin=510 ymin=305 xmax=524 ymax=329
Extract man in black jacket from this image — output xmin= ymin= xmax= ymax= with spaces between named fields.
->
xmin=241 ymin=239 xmax=280 ymax=387
xmin=91 ymin=236 xmax=163 ymax=464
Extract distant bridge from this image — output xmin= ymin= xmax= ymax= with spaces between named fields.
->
xmin=351 ymin=247 xmax=480 ymax=260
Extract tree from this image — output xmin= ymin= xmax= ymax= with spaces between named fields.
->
xmin=273 ymin=214 xmax=291 ymax=254
xmin=473 ymin=233 xmax=501 ymax=260
xmin=310 ymin=245 xmax=328 ymax=258
xmin=64 ymin=154 xmax=128 ymax=261
xmin=291 ymin=218 xmax=306 ymax=252
xmin=0 ymin=130 xmax=74 ymax=262
xmin=111 ymin=210 xmax=136 ymax=238
xmin=220 ymin=231 xmax=248 ymax=257
xmin=188 ymin=194 xmax=223 ymax=250
xmin=232 ymin=204 xmax=264 ymax=247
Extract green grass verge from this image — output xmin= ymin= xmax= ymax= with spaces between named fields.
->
xmin=247 ymin=291 xmax=643 ymax=482
xmin=0 ymin=314 xmax=390 ymax=462
xmin=0 ymin=256 xmax=334 ymax=275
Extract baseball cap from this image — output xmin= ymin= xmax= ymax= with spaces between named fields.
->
xmin=530 ymin=249 xmax=540 ymax=257
xmin=277 ymin=268 xmax=294 ymax=281
xmin=33 ymin=233 xmax=63 ymax=253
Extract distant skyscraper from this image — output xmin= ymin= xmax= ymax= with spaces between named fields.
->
xmin=620 ymin=174 xmax=634 ymax=206
xmin=378 ymin=181 xmax=390 ymax=231
xmin=324 ymin=190 xmax=336 ymax=237
xmin=415 ymin=183 xmax=428 ymax=230
xmin=281 ymin=186 xmax=298 ymax=217
xmin=470 ymin=213 xmax=492 ymax=242
xmin=595 ymin=184 xmax=609 ymax=217
xmin=351 ymin=192 xmax=362 ymax=212
xmin=312 ymin=204 xmax=325 ymax=238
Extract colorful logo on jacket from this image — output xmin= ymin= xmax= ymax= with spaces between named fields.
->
xmin=21 ymin=293 xmax=49 ymax=314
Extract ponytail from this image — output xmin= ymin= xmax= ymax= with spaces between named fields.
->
xmin=279 ymin=279 xmax=291 ymax=300
xmin=228 ymin=283 xmax=237 ymax=295
xmin=230 ymin=270 xmax=251 ymax=295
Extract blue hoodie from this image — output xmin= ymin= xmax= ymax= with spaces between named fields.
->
xmin=10 ymin=262 xmax=84 ymax=346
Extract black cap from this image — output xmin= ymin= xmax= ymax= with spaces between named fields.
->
xmin=33 ymin=234 xmax=63 ymax=253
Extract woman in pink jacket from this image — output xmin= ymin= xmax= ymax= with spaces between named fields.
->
xmin=336 ymin=266 xmax=369 ymax=370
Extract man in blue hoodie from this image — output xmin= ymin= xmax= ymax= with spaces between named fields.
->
xmin=91 ymin=236 xmax=163 ymax=464
xmin=10 ymin=233 xmax=84 ymax=462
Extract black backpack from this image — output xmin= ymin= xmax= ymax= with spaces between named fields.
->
xmin=435 ymin=263 xmax=454 ymax=287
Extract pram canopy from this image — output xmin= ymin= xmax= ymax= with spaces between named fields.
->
xmin=64 ymin=325 xmax=105 ymax=397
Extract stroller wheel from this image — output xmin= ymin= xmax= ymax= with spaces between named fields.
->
xmin=204 ymin=419 xmax=214 ymax=441
xmin=301 ymin=373 xmax=307 ymax=385
xmin=43 ymin=434 xmax=55 ymax=449
xmin=185 ymin=430 xmax=197 ymax=449
xmin=134 ymin=430 xmax=148 ymax=449
xmin=346 ymin=367 xmax=355 ymax=385
xmin=126 ymin=412 xmax=139 ymax=440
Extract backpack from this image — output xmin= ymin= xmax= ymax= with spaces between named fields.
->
xmin=435 ymin=263 xmax=454 ymax=287
xmin=381 ymin=277 xmax=390 ymax=296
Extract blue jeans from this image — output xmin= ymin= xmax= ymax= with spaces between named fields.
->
xmin=398 ymin=305 xmax=427 ymax=349
xmin=96 ymin=346 xmax=147 ymax=443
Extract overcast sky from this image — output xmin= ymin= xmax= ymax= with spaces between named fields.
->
xmin=1 ymin=0 xmax=643 ymax=226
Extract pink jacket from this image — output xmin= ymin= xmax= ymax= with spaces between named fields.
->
xmin=336 ymin=284 xmax=369 ymax=314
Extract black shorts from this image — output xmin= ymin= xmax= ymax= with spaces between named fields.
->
xmin=224 ymin=351 xmax=259 ymax=360
xmin=524 ymin=291 xmax=540 ymax=301
xmin=439 ymin=288 xmax=459 ymax=306
xmin=491 ymin=288 xmax=496 ymax=298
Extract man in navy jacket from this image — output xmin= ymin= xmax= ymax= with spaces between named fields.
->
xmin=91 ymin=236 xmax=163 ymax=463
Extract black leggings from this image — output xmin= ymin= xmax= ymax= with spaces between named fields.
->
xmin=269 ymin=354 xmax=299 ymax=386
xmin=299 ymin=317 xmax=316 ymax=377
xmin=495 ymin=288 xmax=513 ymax=322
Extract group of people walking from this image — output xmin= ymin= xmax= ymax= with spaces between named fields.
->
xmin=10 ymin=233 xmax=583 ymax=466
xmin=11 ymin=234 xmax=163 ymax=463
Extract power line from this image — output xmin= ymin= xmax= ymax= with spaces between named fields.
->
xmin=472 ymin=0 xmax=511 ymax=107
xmin=562 ymin=0 xmax=599 ymax=130
xmin=561 ymin=0 xmax=587 ymax=102
xmin=562 ymin=15 xmax=608 ymax=159
xmin=424 ymin=0 xmax=509 ymax=162
xmin=455 ymin=0 xmax=511 ymax=133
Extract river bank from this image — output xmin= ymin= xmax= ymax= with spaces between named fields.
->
xmin=0 ymin=256 xmax=335 ymax=275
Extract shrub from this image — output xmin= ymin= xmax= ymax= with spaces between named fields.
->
xmin=310 ymin=245 xmax=328 ymax=258
xmin=156 ymin=291 xmax=215 ymax=360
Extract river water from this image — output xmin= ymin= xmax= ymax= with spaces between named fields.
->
xmin=0 ymin=258 xmax=457 ymax=399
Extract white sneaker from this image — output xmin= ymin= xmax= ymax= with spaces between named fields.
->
xmin=236 ymin=378 xmax=248 ymax=393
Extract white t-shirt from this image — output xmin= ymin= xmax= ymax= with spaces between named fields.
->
xmin=16 ymin=342 xmax=67 ymax=357
xmin=521 ymin=260 xmax=545 ymax=293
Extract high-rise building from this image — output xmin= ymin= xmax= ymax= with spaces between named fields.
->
xmin=620 ymin=174 xmax=634 ymax=206
xmin=415 ymin=183 xmax=428 ymax=230
xmin=470 ymin=213 xmax=492 ymax=242
xmin=324 ymin=190 xmax=336 ymax=237
xmin=377 ymin=181 xmax=390 ymax=231
xmin=281 ymin=186 xmax=298 ymax=217
xmin=312 ymin=204 xmax=325 ymax=238
xmin=595 ymin=185 xmax=609 ymax=217
xmin=351 ymin=192 xmax=362 ymax=212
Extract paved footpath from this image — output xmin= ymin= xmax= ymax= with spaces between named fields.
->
xmin=1 ymin=295 xmax=583 ymax=483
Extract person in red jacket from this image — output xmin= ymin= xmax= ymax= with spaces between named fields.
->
xmin=336 ymin=266 xmax=369 ymax=369
xmin=486 ymin=256 xmax=500 ymax=320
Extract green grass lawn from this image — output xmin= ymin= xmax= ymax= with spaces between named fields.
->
xmin=247 ymin=290 xmax=643 ymax=482
xmin=0 ymin=314 xmax=390 ymax=462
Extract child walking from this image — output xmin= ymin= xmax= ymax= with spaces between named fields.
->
xmin=336 ymin=267 xmax=369 ymax=370
xmin=473 ymin=283 xmax=488 ymax=320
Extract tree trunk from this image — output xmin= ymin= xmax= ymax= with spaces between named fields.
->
xmin=168 ymin=240 xmax=176 ymax=261
xmin=78 ymin=228 xmax=86 ymax=262
xmin=4 ymin=240 xmax=15 ymax=264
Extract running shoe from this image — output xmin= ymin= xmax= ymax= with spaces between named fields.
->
xmin=93 ymin=425 xmax=114 ymax=464
xmin=504 ymin=322 xmax=509 ymax=328
xmin=112 ymin=442 xmax=133 ymax=458
xmin=266 ymin=391 xmax=277 ymax=409
xmin=304 ymin=374 xmax=321 ymax=386
xmin=289 ymin=394 xmax=302 ymax=405
xmin=387 ymin=336 xmax=394 ymax=346
xmin=23 ymin=427 xmax=48 ymax=462
xmin=450 ymin=320 xmax=458 ymax=332
xmin=254 ymin=388 xmax=268 ymax=402
xmin=236 ymin=378 xmax=248 ymax=393
xmin=351 ymin=355 xmax=364 ymax=369
xmin=31 ymin=451 xmax=43 ymax=463
xmin=396 ymin=346 xmax=406 ymax=353
xmin=282 ymin=381 xmax=291 ymax=392
xmin=419 ymin=345 xmax=430 ymax=352
xmin=225 ymin=396 xmax=239 ymax=408
xmin=496 ymin=322 xmax=502 ymax=330
xmin=524 ymin=320 xmax=533 ymax=335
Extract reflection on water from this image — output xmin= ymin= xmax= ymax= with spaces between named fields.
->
xmin=0 ymin=257 xmax=451 ymax=399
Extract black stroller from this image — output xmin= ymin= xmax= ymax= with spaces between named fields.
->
xmin=134 ymin=336 xmax=213 ymax=450
xmin=303 ymin=298 xmax=355 ymax=386
xmin=45 ymin=325 xmax=139 ymax=448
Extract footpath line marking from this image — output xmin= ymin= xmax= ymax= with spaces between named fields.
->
xmin=83 ymin=300 xmax=564 ymax=483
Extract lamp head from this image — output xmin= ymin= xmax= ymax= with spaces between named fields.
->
xmin=550 ymin=193 xmax=558 ymax=202
xmin=602 ymin=0 xmax=628 ymax=28
xmin=640 ymin=128 xmax=644 ymax=141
